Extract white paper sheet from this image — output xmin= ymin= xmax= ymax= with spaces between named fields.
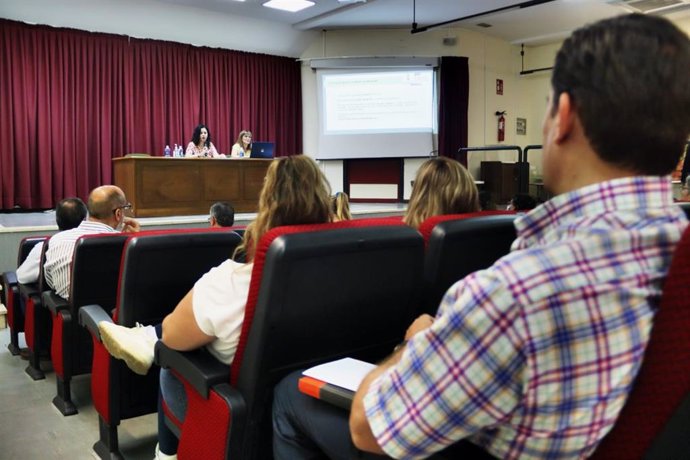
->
xmin=302 ymin=357 xmax=376 ymax=392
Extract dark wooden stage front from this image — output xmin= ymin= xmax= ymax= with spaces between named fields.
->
xmin=113 ymin=156 xmax=272 ymax=217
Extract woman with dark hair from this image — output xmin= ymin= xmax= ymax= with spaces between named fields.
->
xmin=185 ymin=123 xmax=224 ymax=158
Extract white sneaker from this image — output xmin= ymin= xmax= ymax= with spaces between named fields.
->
xmin=98 ymin=321 xmax=157 ymax=375
xmin=154 ymin=443 xmax=177 ymax=460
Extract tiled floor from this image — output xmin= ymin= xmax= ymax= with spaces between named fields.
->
xmin=0 ymin=327 xmax=158 ymax=459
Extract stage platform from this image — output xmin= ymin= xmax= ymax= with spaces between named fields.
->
xmin=0 ymin=203 xmax=406 ymax=274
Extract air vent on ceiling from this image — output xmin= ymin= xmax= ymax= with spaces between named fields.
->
xmin=609 ymin=0 xmax=690 ymax=14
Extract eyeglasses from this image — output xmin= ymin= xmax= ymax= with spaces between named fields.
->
xmin=112 ymin=203 xmax=133 ymax=215
xmin=410 ymin=180 xmax=415 ymax=188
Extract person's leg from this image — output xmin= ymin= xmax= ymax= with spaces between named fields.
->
xmin=272 ymin=370 xmax=387 ymax=460
xmin=158 ymin=368 xmax=187 ymax=456
xmin=98 ymin=322 xmax=159 ymax=375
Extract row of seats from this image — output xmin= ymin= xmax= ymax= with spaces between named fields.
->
xmin=3 ymin=208 xmax=689 ymax=459
xmin=0 ymin=212 xmax=516 ymax=459
xmin=156 ymin=213 xmax=514 ymax=460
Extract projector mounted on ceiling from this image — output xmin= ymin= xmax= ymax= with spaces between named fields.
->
xmin=609 ymin=0 xmax=690 ymax=14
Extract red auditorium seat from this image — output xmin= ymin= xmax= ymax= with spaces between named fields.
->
xmin=79 ymin=229 xmax=243 ymax=460
xmin=42 ymin=233 xmax=129 ymax=415
xmin=18 ymin=239 xmax=52 ymax=380
xmin=590 ymin=225 xmax=690 ymax=458
xmin=155 ymin=218 xmax=425 ymax=460
xmin=1 ymin=236 xmax=47 ymax=355
xmin=419 ymin=211 xmax=517 ymax=315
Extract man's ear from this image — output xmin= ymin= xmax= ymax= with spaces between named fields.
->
xmin=555 ymin=92 xmax=576 ymax=143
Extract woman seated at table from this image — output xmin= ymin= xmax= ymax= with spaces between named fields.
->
xmin=185 ymin=124 xmax=224 ymax=158
xmin=230 ymin=130 xmax=253 ymax=158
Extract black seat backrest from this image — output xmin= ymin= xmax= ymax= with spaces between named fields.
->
xmin=423 ymin=214 xmax=517 ymax=314
xmin=234 ymin=224 xmax=424 ymax=457
xmin=63 ymin=233 xmax=129 ymax=375
xmin=70 ymin=234 xmax=130 ymax=315
xmin=115 ymin=230 xmax=243 ymax=326
xmin=17 ymin=236 xmax=47 ymax=266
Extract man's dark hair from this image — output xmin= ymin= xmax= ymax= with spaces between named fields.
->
xmin=55 ymin=197 xmax=87 ymax=230
xmin=510 ymin=193 xmax=538 ymax=211
xmin=211 ymin=201 xmax=235 ymax=227
xmin=551 ymin=14 xmax=690 ymax=175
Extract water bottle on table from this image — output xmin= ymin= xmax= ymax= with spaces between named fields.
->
xmin=164 ymin=145 xmax=171 ymax=157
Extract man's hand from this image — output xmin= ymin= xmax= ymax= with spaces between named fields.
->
xmin=405 ymin=314 xmax=434 ymax=340
xmin=122 ymin=217 xmax=141 ymax=233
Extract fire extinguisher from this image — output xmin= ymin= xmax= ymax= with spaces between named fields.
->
xmin=496 ymin=111 xmax=506 ymax=142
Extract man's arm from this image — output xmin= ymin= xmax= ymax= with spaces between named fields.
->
xmin=349 ymin=314 xmax=435 ymax=453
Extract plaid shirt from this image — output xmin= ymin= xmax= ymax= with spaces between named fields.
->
xmin=364 ymin=176 xmax=687 ymax=460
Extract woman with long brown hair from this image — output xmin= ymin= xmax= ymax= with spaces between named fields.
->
xmin=98 ymin=155 xmax=332 ymax=460
xmin=403 ymin=157 xmax=480 ymax=229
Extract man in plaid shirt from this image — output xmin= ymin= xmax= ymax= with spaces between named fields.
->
xmin=273 ymin=14 xmax=690 ymax=460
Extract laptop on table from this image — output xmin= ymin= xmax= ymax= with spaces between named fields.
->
xmin=250 ymin=142 xmax=275 ymax=159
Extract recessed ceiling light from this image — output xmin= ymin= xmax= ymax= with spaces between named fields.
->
xmin=263 ymin=0 xmax=315 ymax=13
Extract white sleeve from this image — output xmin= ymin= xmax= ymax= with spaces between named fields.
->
xmin=16 ymin=242 xmax=43 ymax=284
xmin=191 ymin=260 xmax=253 ymax=364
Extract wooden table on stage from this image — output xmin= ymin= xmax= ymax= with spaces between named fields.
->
xmin=113 ymin=156 xmax=271 ymax=217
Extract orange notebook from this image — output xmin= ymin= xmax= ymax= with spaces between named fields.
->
xmin=298 ymin=357 xmax=376 ymax=411
xmin=298 ymin=376 xmax=355 ymax=410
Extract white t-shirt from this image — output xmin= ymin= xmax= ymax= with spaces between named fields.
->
xmin=192 ymin=259 xmax=253 ymax=365
xmin=16 ymin=241 xmax=43 ymax=284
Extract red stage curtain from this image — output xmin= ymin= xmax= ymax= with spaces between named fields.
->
xmin=0 ymin=19 xmax=302 ymax=209
xmin=438 ymin=56 xmax=469 ymax=166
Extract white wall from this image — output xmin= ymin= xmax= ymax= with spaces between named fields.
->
xmin=299 ymin=27 xmax=552 ymax=189
xmin=0 ymin=0 xmax=316 ymax=57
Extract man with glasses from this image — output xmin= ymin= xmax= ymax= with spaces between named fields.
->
xmin=44 ymin=185 xmax=140 ymax=300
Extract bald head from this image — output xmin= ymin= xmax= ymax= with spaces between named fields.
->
xmin=88 ymin=185 xmax=127 ymax=221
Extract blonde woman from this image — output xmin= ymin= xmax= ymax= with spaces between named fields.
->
xmin=98 ymin=155 xmax=332 ymax=460
xmin=403 ymin=157 xmax=480 ymax=229
xmin=230 ymin=130 xmax=253 ymax=158
xmin=331 ymin=192 xmax=352 ymax=222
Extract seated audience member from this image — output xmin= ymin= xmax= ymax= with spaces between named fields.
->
xmin=403 ymin=156 xmax=480 ymax=229
xmin=44 ymin=185 xmax=140 ymax=300
xmin=272 ymin=14 xmax=690 ymax=460
xmin=331 ymin=192 xmax=351 ymax=222
xmin=230 ymin=130 xmax=252 ymax=158
xmin=208 ymin=201 xmax=235 ymax=228
xmin=478 ymin=189 xmax=495 ymax=211
xmin=185 ymin=124 xmax=224 ymax=158
xmin=16 ymin=197 xmax=87 ymax=284
xmin=507 ymin=193 xmax=538 ymax=211
xmin=97 ymin=155 xmax=332 ymax=460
